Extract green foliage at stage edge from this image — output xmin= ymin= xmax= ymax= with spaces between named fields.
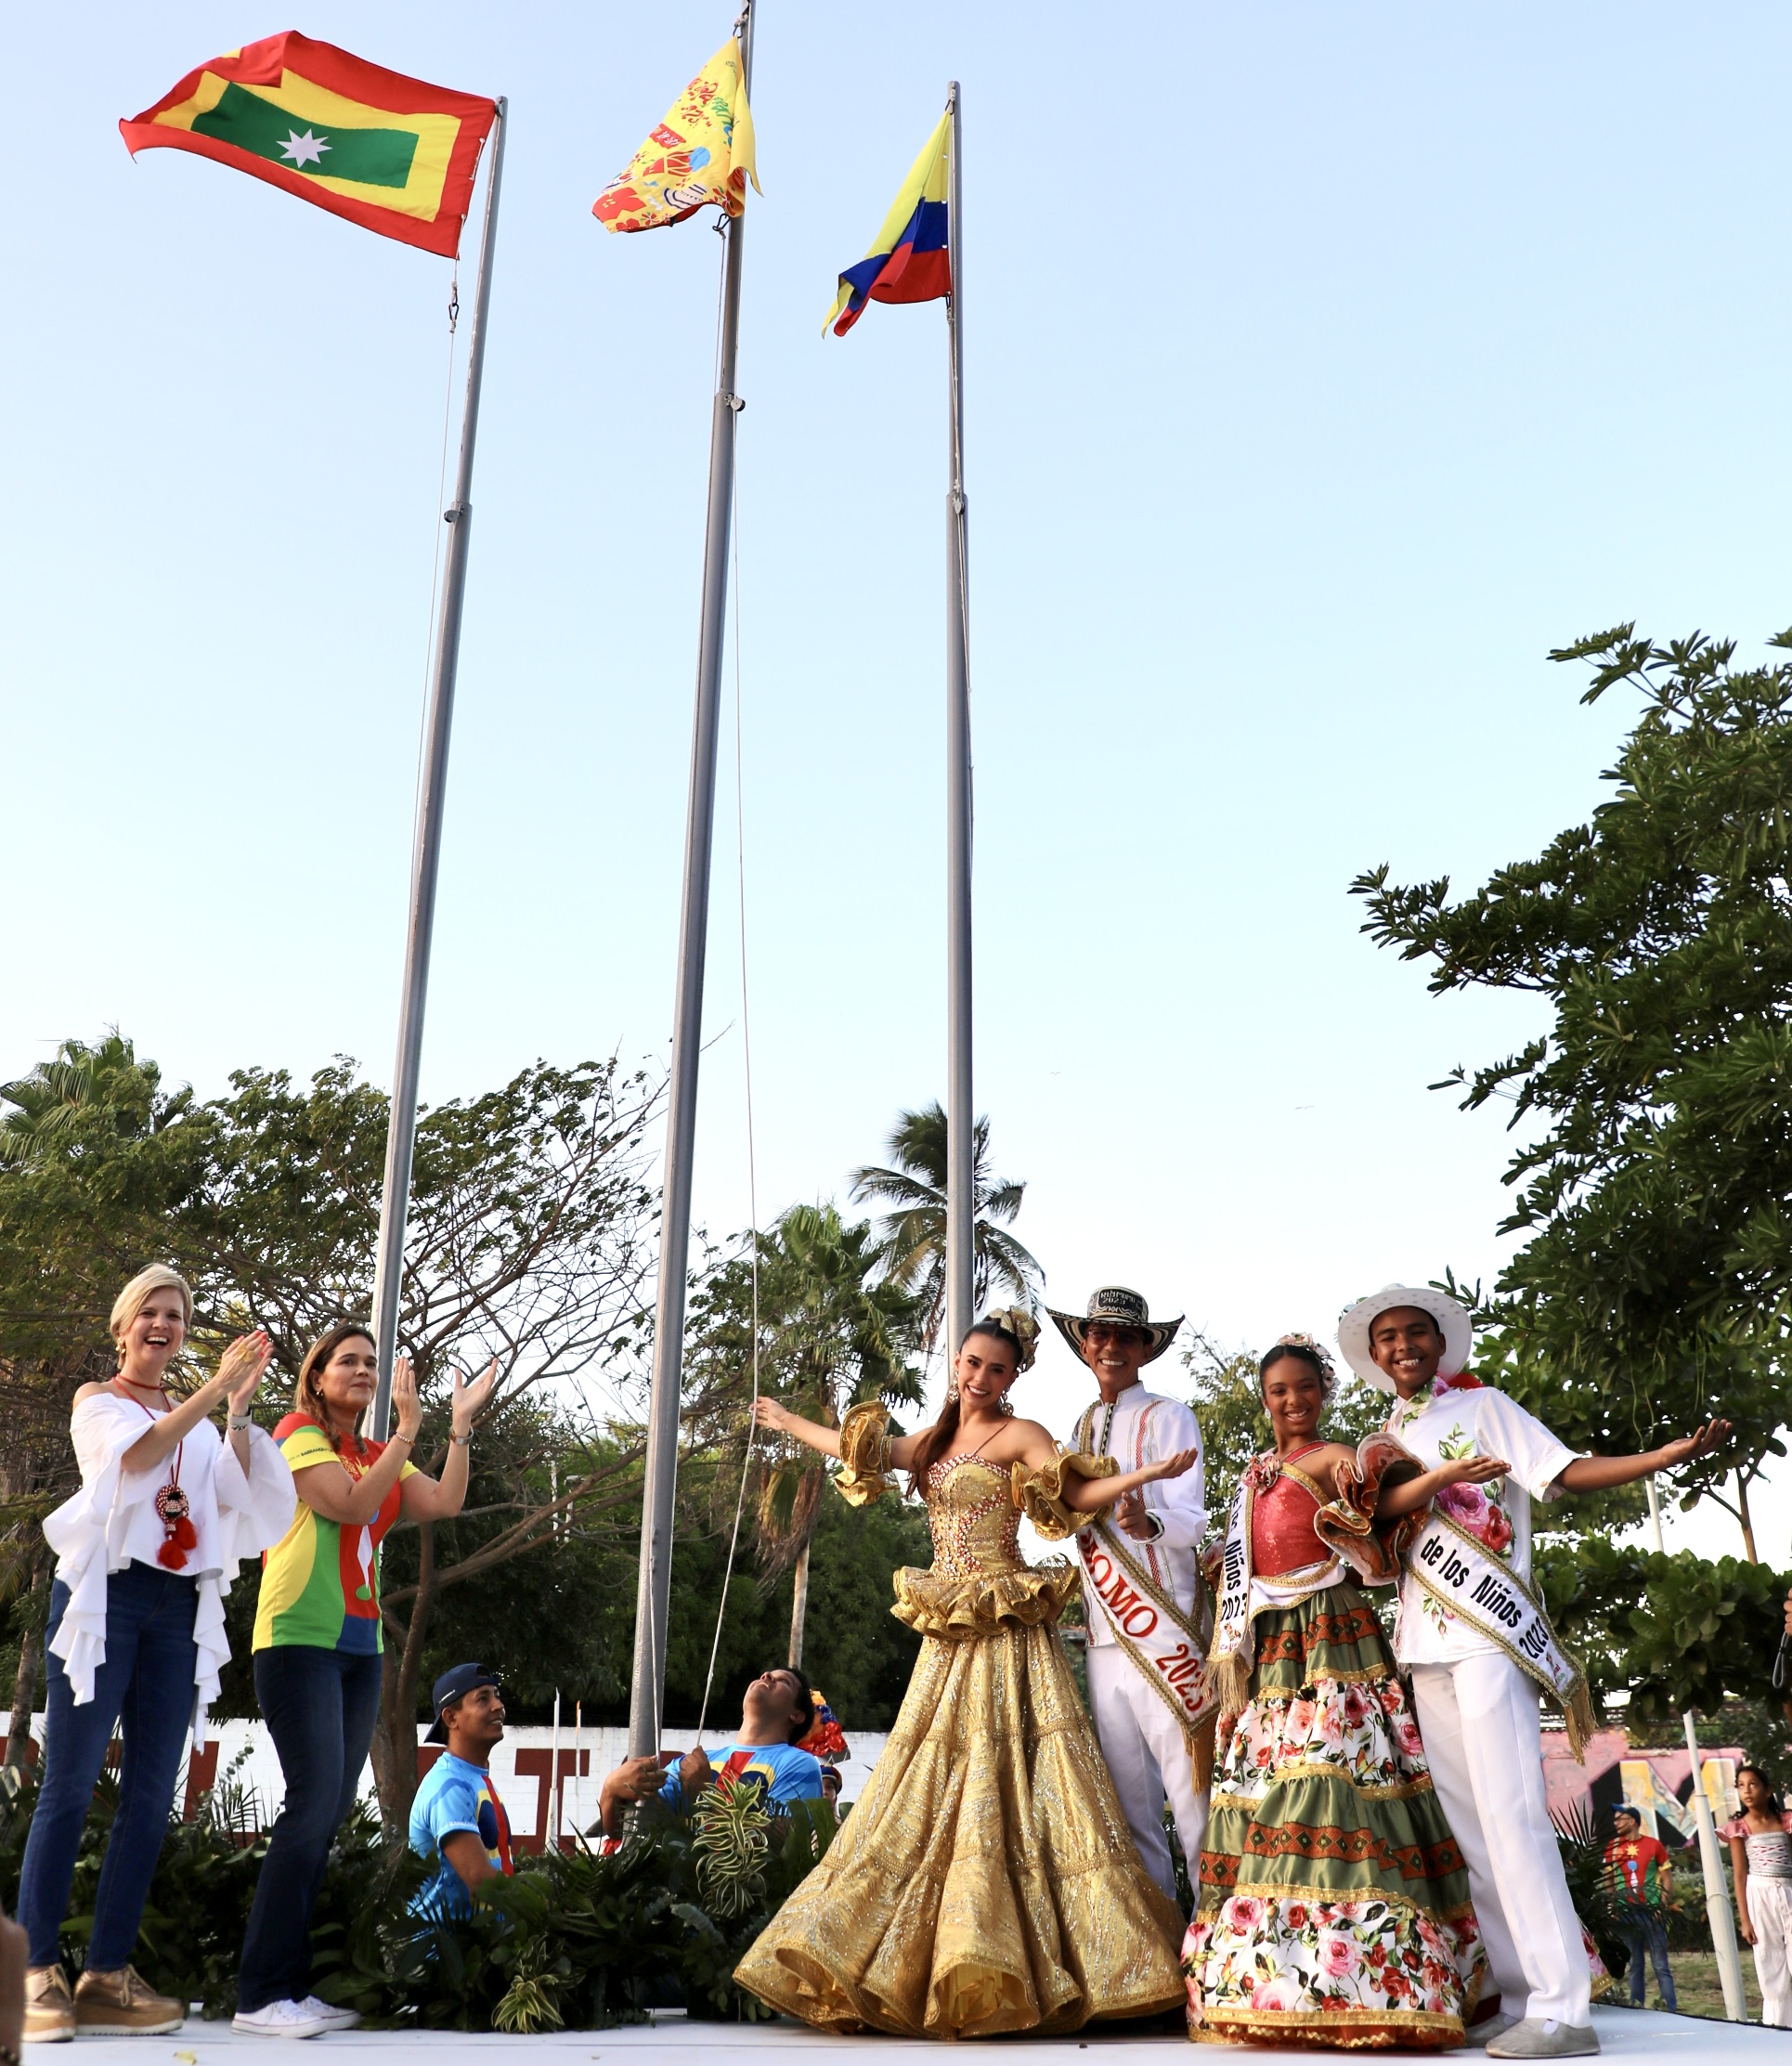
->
xmin=0 ymin=1752 xmax=833 ymax=2028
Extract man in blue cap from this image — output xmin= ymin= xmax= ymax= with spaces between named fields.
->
xmin=409 ymin=1664 xmax=513 ymax=1922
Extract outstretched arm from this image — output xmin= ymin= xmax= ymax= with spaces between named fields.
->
xmin=1060 ymin=1446 xmax=1201 ymax=1514
xmin=1378 ymin=1453 xmax=1511 ymax=1519
xmin=1555 ymin=1419 xmax=1730 ymax=1493
xmin=754 ymin=1396 xmax=926 ymax=1468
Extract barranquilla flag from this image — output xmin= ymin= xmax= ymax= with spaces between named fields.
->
xmin=825 ymin=112 xmax=950 ymax=336
xmin=121 ymin=32 xmax=497 ymax=257
xmin=593 ymin=38 xmax=758 ymax=233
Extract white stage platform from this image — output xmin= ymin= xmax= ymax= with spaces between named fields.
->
xmin=46 ymin=2007 xmax=1788 ymax=2061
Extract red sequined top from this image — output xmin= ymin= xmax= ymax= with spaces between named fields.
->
xmin=1251 ymin=1446 xmax=1334 ymax=1577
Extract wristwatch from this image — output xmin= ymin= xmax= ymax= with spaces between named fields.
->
xmin=227 ymin=1413 xmax=254 ymax=1431
xmin=450 ymin=1430 xmax=472 ymax=1447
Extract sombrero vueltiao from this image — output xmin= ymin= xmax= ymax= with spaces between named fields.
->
xmin=1047 ymin=1286 xmax=1183 ymax=1366
xmin=1336 ymin=1282 xmax=1474 ymax=1396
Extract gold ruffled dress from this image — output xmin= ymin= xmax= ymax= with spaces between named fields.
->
xmin=733 ymin=1403 xmax=1188 ymax=2037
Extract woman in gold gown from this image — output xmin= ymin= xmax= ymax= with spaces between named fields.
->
xmin=734 ymin=1310 xmax=1194 ymax=2039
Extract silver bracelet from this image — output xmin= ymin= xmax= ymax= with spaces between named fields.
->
xmin=451 ymin=1430 xmax=472 ymax=1447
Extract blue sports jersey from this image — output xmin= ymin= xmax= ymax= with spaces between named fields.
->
xmin=659 ymin=1739 xmax=827 ymax=1811
xmin=409 ymin=1752 xmax=513 ymax=1920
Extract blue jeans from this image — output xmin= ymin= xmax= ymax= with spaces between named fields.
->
xmin=236 ymin=1645 xmax=384 ymax=2012
xmin=1618 ymin=1906 xmax=1677 ymax=2009
xmin=16 ymin=1562 xmax=198 ymax=1969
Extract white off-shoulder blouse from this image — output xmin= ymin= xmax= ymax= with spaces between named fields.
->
xmin=42 ymin=1392 xmax=295 ymax=1742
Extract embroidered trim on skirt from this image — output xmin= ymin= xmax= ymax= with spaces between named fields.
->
xmin=1183 ymin=1582 xmax=1485 ymax=2049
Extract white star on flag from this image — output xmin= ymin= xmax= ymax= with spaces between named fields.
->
xmin=277 ymin=129 xmax=331 ymax=169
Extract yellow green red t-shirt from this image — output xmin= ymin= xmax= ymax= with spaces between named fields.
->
xmin=253 ymin=1414 xmax=418 ymax=1654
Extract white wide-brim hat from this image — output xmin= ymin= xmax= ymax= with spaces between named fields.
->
xmin=1336 ymin=1283 xmax=1474 ymax=1395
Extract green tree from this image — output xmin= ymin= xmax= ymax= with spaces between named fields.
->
xmin=849 ymin=1104 xmax=1044 ymax=1350
xmin=682 ymin=1204 xmax=925 ymax=1669
xmin=1352 ymin=626 xmax=1792 ymax=1561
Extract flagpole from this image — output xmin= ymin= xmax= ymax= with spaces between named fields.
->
xmin=943 ymin=81 xmax=974 ymax=1363
xmin=626 ymin=3 xmax=755 ymax=1761
xmin=370 ymin=100 xmax=508 ymax=1439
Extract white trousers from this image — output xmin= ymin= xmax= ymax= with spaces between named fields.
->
xmin=1086 ymin=1642 xmax=1209 ymax=1904
xmin=1747 ymin=1876 xmax=1792 ymax=2027
xmin=1409 ymin=1653 xmax=1590 ymax=2027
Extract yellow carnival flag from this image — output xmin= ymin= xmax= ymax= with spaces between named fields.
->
xmin=592 ymin=38 xmax=758 ymax=233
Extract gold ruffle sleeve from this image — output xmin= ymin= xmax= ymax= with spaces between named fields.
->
xmin=832 ymin=1399 xmax=892 ymax=1508
xmin=1312 ymin=1429 xmax=1427 ymax=1585
xmin=890 ymin=1560 xmax=1082 ymax=1640
xmin=1010 ymin=1450 xmax=1115 ymax=1541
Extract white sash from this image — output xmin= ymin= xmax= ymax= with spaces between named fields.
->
xmin=1071 ymin=1404 xmax=1217 ymax=1743
xmin=1403 ymin=1508 xmax=1593 ymax=1757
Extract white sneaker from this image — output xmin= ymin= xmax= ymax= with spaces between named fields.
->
xmin=232 ymin=1999 xmax=333 ymax=2040
xmin=300 ymin=1996 xmax=361 ymax=2031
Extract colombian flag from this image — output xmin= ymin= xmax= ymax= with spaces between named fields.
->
xmin=121 ymin=32 xmax=497 ymax=257
xmin=825 ymin=111 xmax=951 ymax=337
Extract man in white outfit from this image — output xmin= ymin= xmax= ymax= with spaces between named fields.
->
xmin=1337 ymin=1282 xmax=1728 ymax=2061
xmin=1050 ymin=1287 xmax=1210 ymax=1907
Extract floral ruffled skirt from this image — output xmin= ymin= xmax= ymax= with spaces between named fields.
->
xmin=1183 ymin=1582 xmax=1484 ymax=2048
xmin=734 ymin=1564 xmax=1186 ymax=2037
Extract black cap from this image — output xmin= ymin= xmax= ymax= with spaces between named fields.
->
xmin=425 ymin=1662 xmax=502 ymax=1744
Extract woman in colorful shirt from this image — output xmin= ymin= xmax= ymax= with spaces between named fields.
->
xmin=233 ymin=1323 xmax=495 ymax=2038
xmin=734 ymin=1311 xmax=1195 ymax=2039
xmin=1184 ymin=1335 xmax=1488 ymax=2048
xmin=19 ymin=1267 xmax=292 ymax=2044
xmin=1726 ymin=1765 xmax=1792 ymax=2026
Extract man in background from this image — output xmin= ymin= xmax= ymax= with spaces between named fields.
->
xmin=409 ymin=1664 xmax=513 ymax=1923
xmin=598 ymin=1666 xmax=828 ymax=1838
xmin=1604 ymin=1802 xmax=1677 ymax=2012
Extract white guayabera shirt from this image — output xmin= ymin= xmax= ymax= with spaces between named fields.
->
xmin=1386 ymin=1379 xmax=1580 ymax=1669
xmin=1075 ymin=1384 xmax=1207 ymax=1646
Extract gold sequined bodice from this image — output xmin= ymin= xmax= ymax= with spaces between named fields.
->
xmin=925 ymin=1455 xmax=1023 ymax=1577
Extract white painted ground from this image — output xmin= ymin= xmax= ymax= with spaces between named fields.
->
xmin=49 ymin=2006 xmax=1788 ymax=2061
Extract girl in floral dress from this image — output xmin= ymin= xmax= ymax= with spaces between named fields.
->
xmin=1184 ymin=1335 xmax=1491 ymax=2047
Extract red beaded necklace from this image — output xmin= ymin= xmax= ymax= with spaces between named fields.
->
xmin=123 ymin=1391 xmax=196 ymax=1570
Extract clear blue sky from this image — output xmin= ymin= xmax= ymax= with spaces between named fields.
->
xmin=4 ymin=4 xmax=1787 ymax=1555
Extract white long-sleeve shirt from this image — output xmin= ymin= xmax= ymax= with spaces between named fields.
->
xmin=1073 ymin=1384 xmax=1207 ymax=1645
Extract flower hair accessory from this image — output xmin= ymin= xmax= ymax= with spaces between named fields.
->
xmin=983 ymin=1307 xmax=1039 ymax=1371
xmin=1277 ymin=1331 xmax=1334 ymax=1380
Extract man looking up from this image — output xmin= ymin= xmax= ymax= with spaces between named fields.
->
xmin=597 ymin=1666 xmax=827 ymax=1838
xmin=1337 ymin=1283 xmax=1727 ymax=2060
xmin=1049 ymin=1287 xmax=1209 ymax=1905
xmin=409 ymin=1665 xmax=513 ymax=1923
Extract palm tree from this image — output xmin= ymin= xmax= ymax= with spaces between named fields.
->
xmin=749 ymin=1204 xmax=927 ymax=1665
xmin=849 ymin=1103 xmax=1044 ymax=1352
xmin=0 ymin=1032 xmax=177 ymax=1167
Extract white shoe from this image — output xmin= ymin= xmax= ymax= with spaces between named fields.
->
xmin=1485 ymin=2019 xmax=1600 ymax=2060
xmin=300 ymin=1996 xmax=361 ymax=2031
xmin=1461 ymin=2010 xmax=1522 ymax=2049
xmin=232 ymin=1999 xmax=333 ymax=2040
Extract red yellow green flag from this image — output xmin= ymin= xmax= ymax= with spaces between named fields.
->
xmin=121 ymin=32 xmax=497 ymax=257
xmin=592 ymin=38 xmax=758 ymax=234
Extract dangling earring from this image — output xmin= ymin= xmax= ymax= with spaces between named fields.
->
xmin=996 ymin=1385 xmax=1014 ymax=1419
xmin=945 ymin=1377 xmax=960 ymax=1405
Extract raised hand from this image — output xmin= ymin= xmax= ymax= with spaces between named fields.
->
xmin=391 ymin=1355 xmax=424 ymax=1443
xmin=216 ymin=1332 xmax=273 ymax=1416
xmin=752 ymin=1397 xmax=795 ymax=1435
xmin=1114 ymin=1488 xmax=1157 ymax=1540
xmin=1656 ymin=1419 xmax=1733 ymax=1470
xmin=452 ymin=1357 xmax=499 ymax=1438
